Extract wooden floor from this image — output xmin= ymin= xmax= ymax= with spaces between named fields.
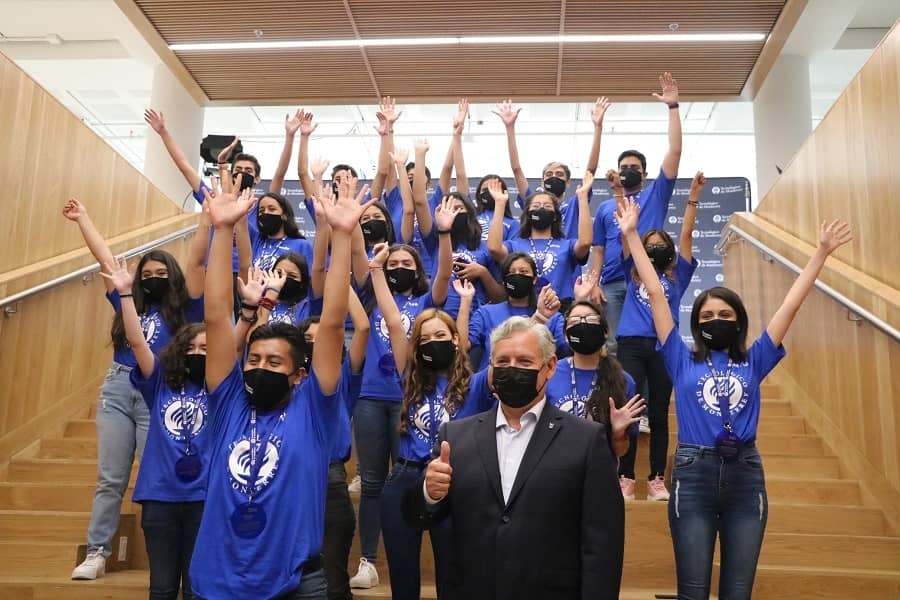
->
xmin=1 ymin=383 xmax=899 ymax=599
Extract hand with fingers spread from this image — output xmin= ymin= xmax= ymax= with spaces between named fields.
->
xmin=434 ymin=196 xmax=463 ymax=232
xmin=452 ymin=278 xmax=476 ymax=300
xmin=818 ymin=220 xmax=853 ymax=254
xmin=285 ymin=109 xmax=303 ymax=136
xmin=237 ymin=267 xmax=266 ymax=305
xmin=574 ymin=270 xmax=599 ymax=303
xmin=143 ymin=109 xmax=167 ymax=134
xmin=590 ymin=96 xmax=611 ymax=128
xmin=425 ymin=441 xmax=452 ymax=501
xmin=310 ymin=157 xmax=330 ymax=180
xmin=492 ymin=98 xmax=521 ymax=128
xmin=452 ymin=98 xmax=469 ymax=134
xmin=319 ymin=180 xmax=373 ymax=234
xmin=379 ymin=95 xmax=402 ymax=125
xmin=414 ymin=138 xmax=430 ymax=155
xmin=389 ymin=147 xmax=410 ymax=166
xmin=576 ymin=169 xmax=594 ymax=200
xmin=536 ymin=285 xmax=561 ymax=321
xmin=299 ymin=110 xmax=318 ymax=137
xmin=486 ymin=178 xmax=508 ymax=207
xmin=216 ymin=136 xmax=240 ymax=165
xmin=260 ymin=268 xmax=287 ymax=295
xmin=614 ymin=198 xmax=639 ymax=236
xmin=62 ymin=197 xmax=87 ymax=222
xmin=99 ymin=257 xmax=135 ymax=295
xmin=204 ymin=185 xmax=255 ymax=229
xmin=609 ymin=394 xmax=646 ymax=440
xmin=652 ymin=72 xmax=679 ymax=105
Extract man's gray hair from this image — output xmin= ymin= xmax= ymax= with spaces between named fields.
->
xmin=489 ymin=316 xmax=556 ymax=363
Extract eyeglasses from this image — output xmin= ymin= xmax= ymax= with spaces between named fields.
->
xmin=565 ymin=315 xmax=604 ymax=327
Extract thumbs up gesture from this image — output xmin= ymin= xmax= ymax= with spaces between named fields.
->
xmin=425 ymin=441 xmax=453 ymax=501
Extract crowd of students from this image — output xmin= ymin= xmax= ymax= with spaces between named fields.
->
xmin=62 ymin=72 xmax=852 ymax=600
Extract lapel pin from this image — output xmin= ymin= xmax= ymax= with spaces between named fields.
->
xmin=549 ymin=423 xmax=555 ymax=430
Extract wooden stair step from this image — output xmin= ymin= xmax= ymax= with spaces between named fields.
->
xmin=0 ymin=482 xmax=129 ymax=511
xmin=63 ymin=420 xmax=96 ymax=439
xmin=759 ymin=533 xmax=900 ymax=571
xmin=0 ymin=541 xmax=80 ymax=576
xmin=0 ymin=569 xmax=150 ymax=600
xmin=737 ymin=564 xmax=900 ymax=599
xmin=0 ymin=510 xmax=134 ymax=543
xmin=763 ymin=477 xmax=862 ymax=506
xmin=38 ymin=438 xmax=98 ymax=460
xmin=7 ymin=458 xmax=138 ymax=485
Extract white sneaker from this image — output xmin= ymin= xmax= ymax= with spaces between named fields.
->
xmin=349 ymin=557 xmax=379 ymax=589
xmin=639 ymin=415 xmax=651 ymax=434
xmin=71 ymin=550 xmax=106 ymax=580
xmin=347 ymin=474 xmax=361 ymax=494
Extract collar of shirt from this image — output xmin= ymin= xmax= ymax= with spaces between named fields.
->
xmin=496 ymin=398 xmax=546 ymax=433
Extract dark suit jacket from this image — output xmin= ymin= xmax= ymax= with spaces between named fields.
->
xmin=403 ymin=403 xmax=625 ymax=600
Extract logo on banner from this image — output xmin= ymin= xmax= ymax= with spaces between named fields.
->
xmin=696 ymin=370 xmax=749 ymax=417
xmin=228 ymin=434 xmax=283 ymax=495
xmin=161 ymin=394 xmax=207 ymax=441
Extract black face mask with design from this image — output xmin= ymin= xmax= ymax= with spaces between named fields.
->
xmin=234 ymin=171 xmax=255 ymax=192
xmin=416 ymin=340 xmax=456 ymax=371
xmin=141 ymin=276 xmax=170 ymax=302
xmin=620 ymin=167 xmax=642 ymax=190
xmin=565 ymin=323 xmax=607 ymax=355
xmin=257 ymin=213 xmax=284 ymax=237
xmin=529 ymin=208 xmax=556 ymax=230
xmin=243 ymin=368 xmax=292 ymax=412
xmin=646 ymin=245 xmax=676 ymax=269
xmin=699 ymin=319 xmax=740 ymax=351
xmin=542 ymin=177 xmax=567 ymax=198
xmin=184 ymin=354 xmax=206 ymax=386
xmin=503 ymin=274 xmax=534 ymax=299
xmin=386 ymin=267 xmax=418 ymax=293
xmin=492 ymin=365 xmax=545 ymax=408
xmin=360 ymin=219 xmax=388 ymax=245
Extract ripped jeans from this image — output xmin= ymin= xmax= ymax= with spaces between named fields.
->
xmin=668 ymin=443 xmax=768 ymax=600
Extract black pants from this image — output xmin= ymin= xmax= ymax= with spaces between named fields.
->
xmin=141 ymin=500 xmax=204 ymax=600
xmin=323 ymin=462 xmax=356 ymax=600
xmin=617 ymin=336 xmax=673 ymax=479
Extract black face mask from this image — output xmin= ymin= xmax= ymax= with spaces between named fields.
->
xmin=278 ymin=277 xmax=309 ymax=304
xmin=566 ymin=323 xmax=607 ymax=355
xmin=492 ymin=366 xmax=545 ymax=408
xmin=257 ymin=213 xmax=284 ymax=237
xmin=620 ymin=167 xmax=642 ymax=190
xmin=416 ymin=340 xmax=456 ymax=371
xmin=699 ymin=319 xmax=740 ymax=351
xmin=646 ymin=245 xmax=676 ymax=269
xmin=542 ymin=177 xmax=567 ymax=198
xmin=386 ymin=267 xmax=418 ymax=293
xmin=529 ymin=208 xmax=556 ymax=230
xmin=360 ymin=219 xmax=388 ymax=244
xmin=451 ymin=212 xmax=469 ymax=236
xmin=243 ymin=368 xmax=292 ymax=412
xmin=478 ymin=189 xmax=496 ymax=211
xmin=184 ymin=354 xmax=206 ymax=386
xmin=234 ymin=171 xmax=255 ymax=192
xmin=503 ymin=274 xmax=534 ymax=299
xmin=140 ymin=276 xmax=170 ymax=302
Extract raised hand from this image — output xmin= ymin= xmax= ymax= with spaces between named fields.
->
xmin=818 ymin=220 xmax=853 ymax=255
xmin=260 ymin=267 xmax=287 ymax=294
xmin=536 ymin=284 xmax=561 ymax=320
xmin=370 ymin=242 xmax=390 ymax=268
xmin=452 ymin=278 xmax=476 ymax=299
xmin=690 ymin=171 xmax=707 ymax=195
xmin=373 ymin=112 xmax=391 ymax=137
xmin=614 ymin=198 xmax=639 ymax=235
xmin=143 ymin=109 xmax=166 ymax=134
xmin=434 ymin=196 xmax=463 ymax=232
xmin=606 ymin=169 xmax=623 ymax=191
xmin=99 ymin=257 xmax=135 ymax=294
xmin=299 ymin=110 xmax=318 ymax=136
xmin=452 ymin=260 xmax=486 ymax=282
xmin=590 ymin=96 xmax=611 ymax=128
xmin=452 ymin=98 xmax=469 ymax=133
xmin=312 ymin=182 xmax=331 ymax=224
xmin=237 ymin=267 xmax=266 ymax=304
xmin=216 ymin=136 xmax=240 ymax=164
xmin=492 ymin=98 xmax=521 ymax=127
xmin=285 ymin=109 xmax=303 ymax=136
xmin=414 ymin=138 xmax=430 ymax=155
xmin=652 ymin=72 xmax=679 ymax=105
xmin=319 ymin=180 xmax=373 ymax=234
xmin=389 ymin=147 xmax=410 ymax=166
xmin=310 ymin=157 xmax=330 ymax=180
xmin=204 ymin=186 xmax=255 ymax=228
xmin=576 ymin=169 xmax=594 ymax=199
xmin=486 ymin=178 xmax=508 ymax=206
xmin=425 ymin=441 xmax=452 ymax=501
xmin=609 ymin=394 xmax=646 ymax=437
xmin=62 ymin=197 xmax=87 ymax=221
xmin=573 ymin=270 xmax=599 ymax=302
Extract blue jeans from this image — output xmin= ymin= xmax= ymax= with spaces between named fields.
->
xmin=601 ymin=279 xmax=627 ymax=356
xmin=87 ymin=364 xmax=150 ymax=555
xmin=276 ymin=569 xmax=328 ymax=600
xmin=141 ymin=500 xmax=204 ymax=600
xmin=353 ymin=398 xmax=401 ymax=561
xmin=381 ymin=461 xmax=453 ymax=600
xmin=668 ymin=444 xmax=768 ymax=600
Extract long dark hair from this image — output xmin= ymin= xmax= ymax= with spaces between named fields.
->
xmin=475 ymin=174 xmax=513 ymax=218
xmin=690 ymin=287 xmax=749 ymax=363
xmin=400 ymin=309 xmax=472 ymax=433
xmin=360 ymin=201 xmax=396 ymax=249
xmin=159 ymin=323 xmax=206 ymax=389
xmin=500 ymin=252 xmax=538 ymax=312
xmin=446 ymin=192 xmax=481 ymax=251
xmin=258 ymin=192 xmax=304 ymax=239
xmin=518 ymin=191 xmax=564 ymax=239
xmin=111 ymin=250 xmax=191 ymax=350
xmin=273 ymin=252 xmax=309 ymax=288
xmin=385 ymin=244 xmax=430 ymax=297
xmin=631 ymin=229 xmax=676 ymax=284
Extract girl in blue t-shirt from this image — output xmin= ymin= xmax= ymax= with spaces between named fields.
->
xmin=616 ymin=198 xmax=853 ymax=600
xmin=616 ymin=172 xmax=702 ymax=502
xmin=63 ymin=197 xmax=207 ymax=581
xmin=251 ymin=253 xmax=319 ymax=328
xmin=378 ymin=291 xmax=493 ymax=600
xmin=350 ymin=200 xmax=454 ymax=586
xmin=249 ymin=192 xmax=313 ymax=270
xmin=474 ymin=174 xmax=518 ymax=241
xmin=486 ymin=173 xmax=592 ymax=305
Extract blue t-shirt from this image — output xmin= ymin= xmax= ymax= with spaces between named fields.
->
xmin=267 ymin=296 xmax=322 ymax=326
xmin=547 ymin=357 xmax=636 ymax=420
xmin=659 ymin=330 xmax=786 ymax=446
xmin=107 ymin=291 xmax=204 ymax=368
xmin=617 ymin=255 xmax=698 ymax=338
xmin=130 ymin=359 xmax=211 ymax=502
xmin=250 ymin=233 xmax=314 ymax=272
xmin=504 ymin=237 xmax=586 ymax=300
xmin=359 ymin=292 xmax=435 ymax=402
xmin=591 ymin=168 xmax=676 ymax=283
xmin=330 ymin=360 xmax=362 ymax=464
xmin=190 ymin=363 xmax=342 ymax=600
xmin=477 ymin=211 xmax=519 ymax=242
xmin=399 ymin=369 xmax=494 ymax=462
xmin=441 ymin=242 xmax=494 ymax=319
xmin=468 ymin=303 xmax=568 ymax=371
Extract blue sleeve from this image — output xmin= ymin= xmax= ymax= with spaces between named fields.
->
xmin=569 ymin=238 xmax=588 ymax=266
xmin=592 ymin=203 xmax=608 ymax=247
xmin=674 ymin=256 xmax=698 ymax=298
xmin=247 ymin=200 xmax=260 ymax=240
xmin=639 ymin=168 xmax=677 ymax=231
xmin=308 ymin=296 xmax=324 ymax=317
xmin=384 ymin=187 xmax=403 ymax=229
xmin=469 ymin=307 xmax=487 ymax=348
xmin=106 ymin=289 xmax=122 ymax=312
xmin=657 ymin=328 xmax=691 ymax=384
xmin=304 ymin=365 xmax=343 ymax=445
xmin=304 ymin=197 xmax=317 ymax=226
xmin=548 ymin=314 xmax=568 ymax=355
xmin=749 ymin=331 xmax=787 ymax=383
xmin=429 ymin=185 xmax=444 ymax=212
xmin=207 ymin=362 xmax=246 ymax=434
xmin=467 ymin=368 xmax=495 ymax=412
xmin=193 ymin=180 xmax=210 ymax=205
xmin=129 ymin=357 xmax=163 ymax=409
xmin=514 ymin=186 xmax=532 ymax=210
xmin=186 ymin=296 xmax=205 ymax=324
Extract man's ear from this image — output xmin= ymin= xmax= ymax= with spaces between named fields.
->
xmin=289 ymin=367 xmax=306 ymax=386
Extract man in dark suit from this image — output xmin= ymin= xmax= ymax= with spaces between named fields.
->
xmin=403 ymin=316 xmax=625 ymax=600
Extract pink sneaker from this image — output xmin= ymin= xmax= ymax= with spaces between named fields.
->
xmin=619 ymin=475 xmax=636 ymax=501
xmin=647 ymin=475 xmax=670 ymax=501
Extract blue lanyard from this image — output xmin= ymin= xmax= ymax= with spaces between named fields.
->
xmin=706 ymin=357 xmax=735 ymax=432
xmin=528 ymin=238 xmax=549 ymax=275
xmin=568 ymin=358 xmax=598 ymax=416
xmin=247 ymin=408 xmax=282 ymax=502
xmin=178 ymin=387 xmax=196 ymax=454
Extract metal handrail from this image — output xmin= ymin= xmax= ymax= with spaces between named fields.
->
xmin=1 ymin=225 xmax=199 ymax=313
xmin=717 ymin=224 xmax=899 ymax=342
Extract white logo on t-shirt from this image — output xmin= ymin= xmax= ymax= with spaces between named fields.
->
xmin=378 ymin=312 xmax=412 ymax=342
xmin=557 ymin=394 xmax=586 ymax=419
xmin=162 ymin=396 xmax=206 ymax=441
xmin=412 ymin=400 xmax=449 ymax=443
xmin=140 ymin=313 xmax=162 ymax=346
xmin=227 ymin=436 xmax=281 ymax=494
xmin=698 ymin=374 xmax=747 ymax=416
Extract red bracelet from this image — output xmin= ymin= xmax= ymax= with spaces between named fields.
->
xmin=258 ymin=297 xmax=276 ymax=311
xmin=368 ymin=264 xmax=383 ymax=271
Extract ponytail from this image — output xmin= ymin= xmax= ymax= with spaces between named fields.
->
xmin=586 ymin=349 xmax=628 ymax=425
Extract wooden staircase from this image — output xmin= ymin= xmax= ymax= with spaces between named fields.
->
xmin=1 ymin=383 xmax=898 ymax=599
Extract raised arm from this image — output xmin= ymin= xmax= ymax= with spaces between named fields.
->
xmin=369 ymin=242 xmax=410 ymax=370
xmin=144 ymin=109 xmax=202 ymax=194
xmin=184 ymin=201 xmax=211 ymax=299
xmin=371 ymin=96 xmax=402 ymax=202
xmin=252 ymin=269 xmax=287 ymax=335
xmin=315 ymin=181 xmax=373 ymax=394
xmin=389 ymin=146 xmax=415 ymax=243
xmin=413 ymin=139 xmax=434 ymax=237
xmin=452 ymin=279 xmax=475 ymax=353
xmin=680 ymin=172 xmax=704 ymax=261
xmin=617 ymin=199 xmax=675 ymax=344
xmin=485 ymin=179 xmax=510 ymax=263
xmin=234 ymin=266 xmax=265 ymax=353
xmin=585 ymin=97 xmax=610 ymax=174
xmin=203 ymin=186 xmax=256 ymax=392
xmin=451 ymin=98 xmax=469 ymax=196
xmin=62 ymin=198 xmax=117 ymax=293
xmin=347 ymin=289 xmax=370 ymax=375
xmin=310 ymin=186 xmax=332 ymax=299
xmin=270 ymin=109 xmax=302 ymax=194
xmin=432 ymin=198 xmax=458 ymax=306
xmin=574 ymin=170 xmax=594 ymax=259
xmin=493 ymin=99 xmax=528 ymax=205
xmin=350 ymin=218 xmax=371 ymax=289
xmin=653 ymin=73 xmax=683 ymax=179
xmin=216 ymin=137 xmax=240 ymax=195
xmin=297 ymin=111 xmax=318 ymax=199
xmin=766 ymin=220 xmax=852 ymax=347
xmin=101 ymin=258 xmax=154 ymax=377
